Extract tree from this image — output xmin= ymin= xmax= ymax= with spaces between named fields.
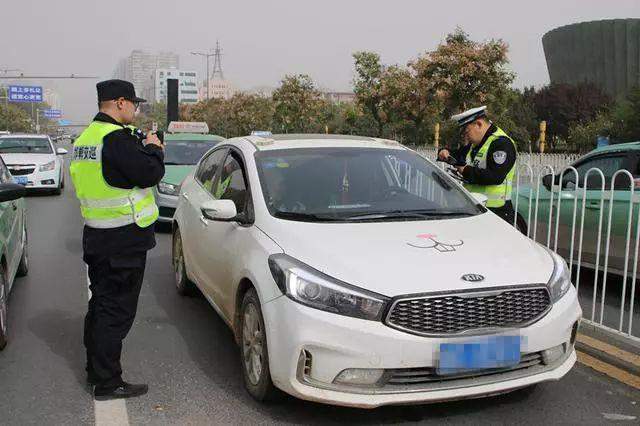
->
xmin=272 ymin=74 xmax=325 ymax=133
xmin=531 ymin=82 xmax=611 ymax=145
xmin=0 ymin=104 xmax=32 ymax=132
xmin=567 ymin=113 xmax=612 ymax=153
xmin=412 ymin=28 xmax=514 ymax=118
xmin=610 ymin=87 xmax=640 ymax=143
xmin=352 ymin=51 xmax=386 ymax=136
xmin=133 ymin=102 xmax=168 ymax=130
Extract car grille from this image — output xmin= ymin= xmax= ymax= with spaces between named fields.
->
xmin=385 ymin=287 xmax=551 ymax=336
xmin=8 ymin=165 xmax=35 ymax=176
xmin=158 ymin=206 xmax=176 ymax=218
xmin=384 ymin=352 xmax=543 ymax=385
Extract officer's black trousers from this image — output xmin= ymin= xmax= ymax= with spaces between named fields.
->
xmin=489 ymin=201 xmax=527 ymax=235
xmin=83 ymin=252 xmax=147 ymax=389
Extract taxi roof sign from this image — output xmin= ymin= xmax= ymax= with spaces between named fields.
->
xmin=251 ymin=130 xmax=273 ymax=137
xmin=167 ymin=121 xmax=210 ymax=134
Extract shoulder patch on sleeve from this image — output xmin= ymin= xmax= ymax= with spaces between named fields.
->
xmin=493 ymin=150 xmax=507 ymax=165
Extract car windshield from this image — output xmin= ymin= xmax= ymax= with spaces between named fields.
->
xmin=0 ymin=137 xmax=53 ymax=154
xmin=255 ymin=147 xmax=483 ymax=222
xmin=163 ymin=140 xmax=218 ymax=165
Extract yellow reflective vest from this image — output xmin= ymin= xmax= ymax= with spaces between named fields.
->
xmin=70 ymin=121 xmax=159 ymax=229
xmin=464 ymin=127 xmax=517 ymax=208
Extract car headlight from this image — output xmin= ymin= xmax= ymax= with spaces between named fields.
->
xmin=268 ymin=253 xmax=388 ymax=321
xmin=157 ymin=181 xmax=180 ymax=196
xmin=544 ymin=247 xmax=572 ymax=303
xmin=39 ymin=160 xmax=56 ymax=172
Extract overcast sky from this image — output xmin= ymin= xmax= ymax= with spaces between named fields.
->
xmin=1 ymin=0 xmax=638 ymax=123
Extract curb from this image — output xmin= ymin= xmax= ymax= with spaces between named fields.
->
xmin=575 ymin=323 xmax=640 ymax=387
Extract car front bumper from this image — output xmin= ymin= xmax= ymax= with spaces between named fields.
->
xmin=154 ymin=190 xmax=178 ymax=223
xmin=262 ymin=286 xmax=582 ymax=408
xmin=11 ymin=167 xmax=60 ymax=189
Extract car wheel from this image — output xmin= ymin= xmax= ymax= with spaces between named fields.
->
xmin=0 ymin=268 xmax=8 ymax=350
xmin=16 ymin=224 xmax=28 ymax=277
xmin=173 ymin=228 xmax=195 ymax=296
xmin=240 ymin=288 xmax=279 ymax=402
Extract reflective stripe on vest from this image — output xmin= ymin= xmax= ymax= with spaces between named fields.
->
xmin=463 ymin=127 xmax=516 ymax=208
xmin=70 ymin=121 xmax=159 ymax=229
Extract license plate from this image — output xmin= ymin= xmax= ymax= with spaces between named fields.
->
xmin=13 ymin=176 xmax=28 ymax=185
xmin=437 ymin=336 xmax=521 ymax=375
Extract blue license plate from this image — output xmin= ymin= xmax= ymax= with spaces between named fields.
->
xmin=437 ymin=336 xmax=521 ymax=375
xmin=13 ymin=176 xmax=28 ymax=185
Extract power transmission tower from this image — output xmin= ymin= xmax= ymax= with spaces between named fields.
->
xmin=211 ymin=40 xmax=224 ymax=80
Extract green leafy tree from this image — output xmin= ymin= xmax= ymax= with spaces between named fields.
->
xmin=352 ymin=51 xmax=386 ymax=136
xmin=412 ymin=28 xmax=514 ymax=118
xmin=610 ymin=87 xmax=640 ymax=143
xmin=133 ymin=102 xmax=168 ymax=130
xmin=272 ymin=74 xmax=324 ymax=133
xmin=567 ymin=113 xmax=613 ymax=153
xmin=0 ymin=104 xmax=33 ymax=132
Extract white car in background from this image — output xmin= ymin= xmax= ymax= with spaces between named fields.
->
xmin=0 ymin=134 xmax=67 ymax=195
xmin=172 ymin=134 xmax=581 ymax=408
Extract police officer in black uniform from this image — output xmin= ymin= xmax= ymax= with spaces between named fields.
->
xmin=438 ymin=106 xmax=524 ymax=232
xmin=74 ymin=80 xmax=165 ymax=400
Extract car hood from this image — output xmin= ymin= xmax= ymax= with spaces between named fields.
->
xmin=0 ymin=153 xmax=55 ymax=165
xmin=162 ymin=165 xmax=194 ymax=186
xmin=259 ymin=212 xmax=554 ymax=297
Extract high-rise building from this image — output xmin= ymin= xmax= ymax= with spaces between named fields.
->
xmin=113 ymin=50 xmax=180 ymax=96
xmin=146 ymin=69 xmax=199 ymax=104
xmin=43 ymin=88 xmax=62 ymax=110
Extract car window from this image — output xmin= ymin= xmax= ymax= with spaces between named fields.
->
xmin=195 ymin=148 xmax=227 ymax=192
xmin=212 ymin=152 xmax=248 ymax=214
xmin=0 ymin=137 xmax=53 ymax=154
xmin=571 ymin=154 xmax=631 ymax=190
xmin=164 ymin=139 xmax=219 ymax=165
xmin=255 ymin=148 xmax=482 ymax=221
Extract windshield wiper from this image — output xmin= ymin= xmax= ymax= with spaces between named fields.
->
xmin=347 ymin=209 xmax=474 ymax=220
xmin=274 ymin=211 xmax=344 ymax=222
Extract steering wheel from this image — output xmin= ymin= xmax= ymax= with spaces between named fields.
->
xmin=382 ymin=186 xmax=410 ymax=200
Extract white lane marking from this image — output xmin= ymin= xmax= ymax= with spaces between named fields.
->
xmin=87 ymin=266 xmax=131 ymax=426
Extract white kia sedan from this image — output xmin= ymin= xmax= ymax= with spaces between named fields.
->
xmin=0 ymin=134 xmax=67 ymax=194
xmin=172 ymin=134 xmax=581 ymax=408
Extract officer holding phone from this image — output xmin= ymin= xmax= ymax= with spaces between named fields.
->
xmin=70 ymin=79 xmax=164 ymax=400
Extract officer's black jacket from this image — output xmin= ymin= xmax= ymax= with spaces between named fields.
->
xmin=82 ymin=112 xmax=165 ymax=257
xmin=439 ymin=124 xmax=517 ymax=185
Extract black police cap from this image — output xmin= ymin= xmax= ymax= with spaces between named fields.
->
xmin=96 ymin=79 xmax=146 ymax=103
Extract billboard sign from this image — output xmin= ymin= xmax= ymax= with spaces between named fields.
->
xmin=8 ymin=85 xmax=43 ymax=103
xmin=43 ymin=109 xmax=62 ymax=118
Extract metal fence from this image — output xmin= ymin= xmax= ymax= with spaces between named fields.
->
xmin=417 ymin=148 xmax=639 ymax=341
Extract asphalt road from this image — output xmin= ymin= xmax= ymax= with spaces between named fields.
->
xmin=0 ymin=153 xmax=639 ymax=425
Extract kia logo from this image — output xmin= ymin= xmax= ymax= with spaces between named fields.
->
xmin=461 ymin=274 xmax=485 ymax=282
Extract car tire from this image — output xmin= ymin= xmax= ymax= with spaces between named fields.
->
xmin=240 ymin=288 xmax=279 ymax=402
xmin=172 ymin=228 xmax=195 ymax=296
xmin=0 ymin=267 xmax=8 ymax=351
xmin=16 ymin=224 xmax=28 ymax=277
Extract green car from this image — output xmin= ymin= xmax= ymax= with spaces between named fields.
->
xmin=154 ymin=132 xmax=225 ymax=223
xmin=0 ymin=156 xmax=29 ymax=350
xmin=515 ymin=141 xmax=640 ymax=275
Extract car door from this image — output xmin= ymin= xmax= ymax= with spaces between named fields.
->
xmin=0 ymin=157 xmax=20 ymax=282
xmin=197 ymin=149 xmax=253 ymax=320
xmin=180 ymin=147 xmax=228 ymax=286
xmin=561 ymin=152 xmax=635 ymax=272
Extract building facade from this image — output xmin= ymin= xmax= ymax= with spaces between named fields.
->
xmin=543 ymin=19 xmax=640 ymax=98
xmin=198 ymin=78 xmax=235 ymax=101
xmin=145 ymin=69 xmax=199 ymax=104
xmin=113 ymin=50 xmax=180 ymax=96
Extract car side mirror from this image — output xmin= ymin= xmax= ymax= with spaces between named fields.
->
xmin=201 ymin=199 xmax=238 ymax=221
xmin=0 ymin=183 xmax=26 ymax=202
xmin=542 ymin=174 xmax=553 ymax=191
xmin=56 ymin=148 xmax=68 ymax=155
xmin=469 ymin=192 xmax=488 ymax=206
